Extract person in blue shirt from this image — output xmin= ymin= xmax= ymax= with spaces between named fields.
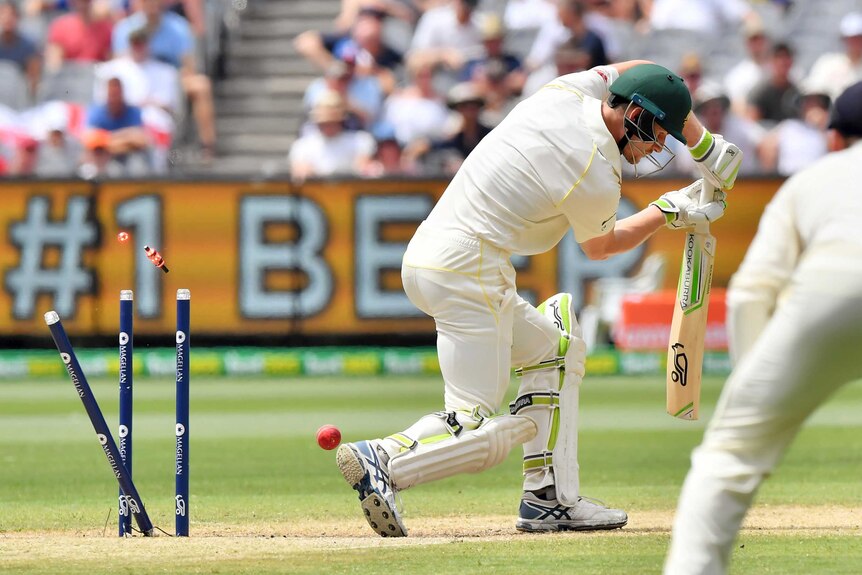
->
xmin=0 ymin=1 xmax=40 ymax=97
xmin=113 ymin=0 xmax=192 ymax=68
xmin=88 ymin=77 xmax=144 ymax=131
xmin=112 ymin=0 xmax=215 ymax=160
xmin=86 ymin=76 xmax=151 ymax=170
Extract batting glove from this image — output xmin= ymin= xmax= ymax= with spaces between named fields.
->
xmin=650 ymin=179 xmax=727 ymax=229
xmin=689 ymin=130 xmax=743 ymax=190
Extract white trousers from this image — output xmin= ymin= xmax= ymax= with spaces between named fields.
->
xmin=399 ymin=226 xmax=560 ymax=481
xmin=664 ymin=272 xmax=862 ymax=575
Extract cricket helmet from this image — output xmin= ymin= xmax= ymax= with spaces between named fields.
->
xmin=609 ymin=63 xmax=692 ymax=144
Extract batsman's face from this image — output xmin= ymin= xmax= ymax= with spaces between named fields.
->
xmin=623 ymin=126 xmax=668 ymax=164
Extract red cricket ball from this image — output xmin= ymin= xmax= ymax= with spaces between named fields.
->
xmin=316 ymin=424 xmax=342 ymax=450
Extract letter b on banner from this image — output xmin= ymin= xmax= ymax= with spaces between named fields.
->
xmin=239 ymin=196 xmax=332 ymax=318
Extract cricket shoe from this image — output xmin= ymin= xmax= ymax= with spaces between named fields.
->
xmin=516 ymin=491 xmax=628 ymax=532
xmin=336 ymin=440 xmax=407 ymax=537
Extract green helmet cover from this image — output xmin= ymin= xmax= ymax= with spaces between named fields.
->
xmin=609 ymin=63 xmax=692 ymax=144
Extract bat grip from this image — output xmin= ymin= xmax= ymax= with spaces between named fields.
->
xmin=699 ymin=181 xmax=718 ymax=206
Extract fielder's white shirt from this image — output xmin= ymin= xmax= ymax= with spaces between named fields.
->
xmin=727 ymin=140 xmax=862 ymax=360
xmin=423 ymin=66 xmax=622 ymax=256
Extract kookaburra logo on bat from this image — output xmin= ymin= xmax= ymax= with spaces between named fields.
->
xmin=671 ymin=343 xmax=688 ymax=386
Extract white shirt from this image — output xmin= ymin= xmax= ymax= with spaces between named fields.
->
xmin=723 ymin=59 xmax=765 ymax=109
xmin=380 ymin=95 xmax=450 ymax=146
xmin=424 ymin=66 xmax=623 ymax=256
xmin=649 ymin=0 xmax=750 ymax=34
xmin=94 ymin=57 xmax=180 ymax=113
xmin=583 ymin=12 xmax=625 ymax=62
xmin=727 ymin=142 xmax=862 ymax=359
xmin=503 ymin=0 xmax=558 ymax=31
xmin=805 ymin=52 xmax=862 ymax=101
xmin=409 ymin=4 xmax=484 ymax=61
xmin=727 ymin=141 xmax=862 ymax=358
xmin=288 ymin=129 xmax=376 ymax=177
xmin=526 ymin=19 xmax=571 ymax=70
xmin=771 ymin=118 xmax=828 ymax=177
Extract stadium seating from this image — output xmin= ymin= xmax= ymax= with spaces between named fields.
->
xmin=0 ymin=61 xmax=28 ymax=111
xmin=36 ymin=62 xmax=95 ymax=107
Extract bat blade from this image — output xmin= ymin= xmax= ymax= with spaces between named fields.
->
xmin=666 ymin=229 xmax=716 ymax=420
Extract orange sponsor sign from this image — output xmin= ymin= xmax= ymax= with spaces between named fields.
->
xmin=613 ymin=289 xmax=728 ymax=351
xmin=0 ymin=178 xmax=781 ymax=338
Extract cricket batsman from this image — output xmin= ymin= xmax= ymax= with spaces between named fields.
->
xmin=664 ymin=80 xmax=862 ymax=575
xmin=337 ymin=60 xmax=742 ymax=536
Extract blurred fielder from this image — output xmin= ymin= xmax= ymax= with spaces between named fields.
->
xmin=664 ymin=80 xmax=862 ymax=574
xmin=337 ymin=60 xmax=742 ymax=537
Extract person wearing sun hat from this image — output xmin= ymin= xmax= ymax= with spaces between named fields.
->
xmin=289 ymin=90 xmax=375 ymax=183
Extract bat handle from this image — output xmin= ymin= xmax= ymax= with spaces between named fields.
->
xmin=693 ymin=181 xmax=718 ymax=234
xmin=699 ymin=181 xmax=718 ymax=206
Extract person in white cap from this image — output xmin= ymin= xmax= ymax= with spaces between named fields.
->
xmin=664 ymin=78 xmax=862 ymax=575
xmin=805 ymin=11 xmax=862 ymax=101
xmin=723 ymin=17 xmax=772 ymax=117
xmin=757 ymin=80 xmax=830 ymax=176
xmin=288 ymin=90 xmax=375 ymax=183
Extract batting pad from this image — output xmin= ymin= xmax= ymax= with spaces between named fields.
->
xmin=513 ymin=334 xmax=586 ymax=507
xmin=388 ymin=415 xmax=537 ymax=490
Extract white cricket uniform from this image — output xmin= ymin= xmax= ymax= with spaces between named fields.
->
xmin=400 ymin=66 xmax=622 ymax=492
xmin=665 ymin=141 xmax=862 ymax=575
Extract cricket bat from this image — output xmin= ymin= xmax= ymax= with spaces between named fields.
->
xmin=666 ymin=183 xmax=718 ymax=420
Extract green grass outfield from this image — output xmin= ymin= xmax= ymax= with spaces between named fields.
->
xmin=1 ymin=373 xmax=861 ymax=574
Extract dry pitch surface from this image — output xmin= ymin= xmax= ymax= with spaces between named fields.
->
xmin=3 ymin=506 xmax=859 ymax=556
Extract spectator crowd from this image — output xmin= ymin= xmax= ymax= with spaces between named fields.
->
xmin=289 ymin=0 xmax=862 ymax=182
xmin=0 ymin=0 xmax=219 ymax=178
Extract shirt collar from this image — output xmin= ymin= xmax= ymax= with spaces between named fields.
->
xmin=582 ymin=96 xmax=621 ymax=181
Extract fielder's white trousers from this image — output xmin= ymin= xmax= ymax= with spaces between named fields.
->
xmin=400 ymin=225 xmax=561 ymax=484
xmin=664 ymin=269 xmax=862 ymax=575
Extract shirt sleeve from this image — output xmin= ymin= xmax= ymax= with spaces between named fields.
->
xmin=716 ymin=0 xmax=750 ymax=23
xmin=525 ymin=20 xmax=561 ymax=69
xmin=112 ymin=20 xmax=130 ymax=56
xmin=86 ymin=106 xmax=105 ymax=130
xmin=157 ymin=66 xmax=180 ymax=111
xmin=175 ymin=18 xmax=195 ymax=58
xmin=726 ymin=180 xmax=801 ymax=364
xmin=555 ymin=66 xmax=619 ymax=101
xmin=128 ymin=106 xmax=144 ymax=127
xmin=409 ymin=10 xmax=438 ymax=52
xmin=289 ymin=138 xmax=311 ymax=166
xmin=559 ymin=162 xmax=621 ymax=243
xmin=355 ymin=131 xmax=376 ymax=158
